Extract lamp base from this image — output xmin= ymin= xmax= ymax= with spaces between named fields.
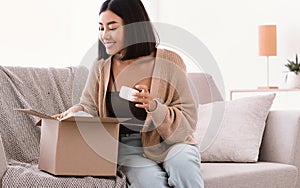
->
xmin=257 ymin=86 xmax=278 ymax=90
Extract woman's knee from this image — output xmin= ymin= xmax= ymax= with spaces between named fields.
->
xmin=165 ymin=144 xmax=201 ymax=167
xmin=163 ymin=144 xmax=204 ymax=188
xmin=120 ymin=157 xmax=169 ymax=188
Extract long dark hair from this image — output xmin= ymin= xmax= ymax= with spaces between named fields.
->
xmin=98 ymin=0 xmax=158 ymax=60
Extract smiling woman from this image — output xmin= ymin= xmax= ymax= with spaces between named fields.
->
xmin=53 ymin=0 xmax=204 ymax=187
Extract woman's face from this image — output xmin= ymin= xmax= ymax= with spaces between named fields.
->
xmin=99 ymin=10 xmax=125 ymax=55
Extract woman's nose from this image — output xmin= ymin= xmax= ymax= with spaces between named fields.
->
xmin=101 ymin=29 xmax=110 ymax=40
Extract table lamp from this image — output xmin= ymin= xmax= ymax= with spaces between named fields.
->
xmin=258 ymin=25 xmax=278 ymax=89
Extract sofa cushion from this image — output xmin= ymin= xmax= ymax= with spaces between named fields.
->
xmin=3 ymin=162 xmax=126 ymax=187
xmin=202 ymin=162 xmax=297 ymax=188
xmin=195 ymin=94 xmax=275 ymax=162
xmin=187 ymin=73 xmax=223 ymax=104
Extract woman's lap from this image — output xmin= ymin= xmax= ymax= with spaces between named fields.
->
xmin=118 ymin=134 xmax=204 ymax=188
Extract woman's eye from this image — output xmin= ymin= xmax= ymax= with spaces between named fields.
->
xmin=109 ymin=27 xmax=117 ymax=31
xmin=99 ymin=27 xmax=104 ymax=31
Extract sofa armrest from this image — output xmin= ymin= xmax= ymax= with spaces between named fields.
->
xmin=0 ymin=135 xmax=8 ymax=186
xmin=259 ymin=110 xmax=300 ymax=166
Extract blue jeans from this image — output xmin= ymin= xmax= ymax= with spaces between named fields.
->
xmin=118 ymin=133 xmax=204 ymax=188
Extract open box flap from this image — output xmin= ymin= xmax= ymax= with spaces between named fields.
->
xmin=15 ymin=109 xmax=54 ymax=119
xmin=15 ymin=109 xmax=130 ymax=123
xmin=62 ymin=116 xmax=130 ymax=123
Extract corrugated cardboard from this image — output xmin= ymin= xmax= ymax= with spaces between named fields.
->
xmin=17 ymin=109 xmax=129 ymax=176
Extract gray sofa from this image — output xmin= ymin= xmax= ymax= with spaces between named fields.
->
xmin=0 ymin=66 xmax=299 ymax=187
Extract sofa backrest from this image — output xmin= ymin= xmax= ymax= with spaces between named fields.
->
xmin=187 ymin=73 xmax=223 ymax=104
xmin=0 ymin=66 xmax=88 ymax=163
xmin=0 ymin=64 xmax=220 ymax=164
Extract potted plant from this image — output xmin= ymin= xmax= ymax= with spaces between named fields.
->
xmin=285 ymin=54 xmax=300 ymax=88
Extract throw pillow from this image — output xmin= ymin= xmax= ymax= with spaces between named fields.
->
xmin=194 ymin=94 xmax=276 ymax=162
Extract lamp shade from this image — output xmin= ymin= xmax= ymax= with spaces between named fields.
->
xmin=259 ymin=25 xmax=277 ymax=56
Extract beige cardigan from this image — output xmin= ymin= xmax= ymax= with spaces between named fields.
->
xmin=78 ymin=48 xmax=198 ymax=162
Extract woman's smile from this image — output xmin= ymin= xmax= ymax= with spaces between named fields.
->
xmin=103 ymin=41 xmax=116 ymax=49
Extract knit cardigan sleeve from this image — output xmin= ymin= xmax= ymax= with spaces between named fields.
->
xmin=76 ymin=60 xmax=102 ymax=116
xmin=147 ymin=49 xmax=198 ymax=145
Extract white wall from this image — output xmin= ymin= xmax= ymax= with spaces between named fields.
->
xmin=150 ymin=0 xmax=300 ymax=96
xmin=0 ymin=0 xmax=104 ymax=67
xmin=0 ymin=0 xmax=152 ymax=68
xmin=1 ymin=0 xmax=300 ymax=97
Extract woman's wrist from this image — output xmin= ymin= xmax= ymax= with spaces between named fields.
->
xmin=148 ymin=99 xmax=158 ymax=112
xmin=71 ymin=105 xmax=84 ymax=113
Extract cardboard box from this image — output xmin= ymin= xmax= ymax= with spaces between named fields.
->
xmin=17 ymin=109 xmax=128 ymax=176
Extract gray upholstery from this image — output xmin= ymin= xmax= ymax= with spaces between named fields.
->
xmin=0 ymin=135 xmax=7 ymax=187
xmin=260 ymin=110 xmax=300 ymax=187
xmin=189 ymin=73 xmax=299 ymax=188
xmin=202 ymin=162 xmax=297 ymax=188
xmin=0 ymin=67 xmax=299 ymax=187
xmin=260 ymin=110 xmax=300 ymax=164
xmin=3 ymin=163 xmax=125 ymax=187
xmin=0 ymin=66 xmax=126 ymax=187
xmin=187 ymin=73 xmax=223 ymax=104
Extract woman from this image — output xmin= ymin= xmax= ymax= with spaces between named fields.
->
xmin=54 ymin=0 xmax=204 ymax=187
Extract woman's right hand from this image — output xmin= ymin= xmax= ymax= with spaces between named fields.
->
xmin=52 ymin=105 xmax=84 ymax=120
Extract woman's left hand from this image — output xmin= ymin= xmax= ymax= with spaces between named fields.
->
xmin=132 ymin=85 xmax=154 ymax=112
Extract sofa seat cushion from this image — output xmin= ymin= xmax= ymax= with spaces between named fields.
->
xmin=3 ymin=162 xmax=126 ymax=188
xmin=202 ymin=162 xmax=297 ymax=188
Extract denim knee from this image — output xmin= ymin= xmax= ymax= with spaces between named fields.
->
xmin=163 ymin=144 xmax=204 ymax=188
xmin=120 ymin=158 xmax=169 ymax=188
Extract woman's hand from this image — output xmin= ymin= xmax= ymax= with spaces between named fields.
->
xmin=132 ymin=85 xmax=156 ymax=112
xmin=52 ymin=105 xmax=84 ymax=120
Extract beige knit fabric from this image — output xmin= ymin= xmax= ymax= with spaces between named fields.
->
xmin=0 ymin=66 xmax=126 ymax=187
xmin=78 ymin=49 xmax=198 ymax=162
